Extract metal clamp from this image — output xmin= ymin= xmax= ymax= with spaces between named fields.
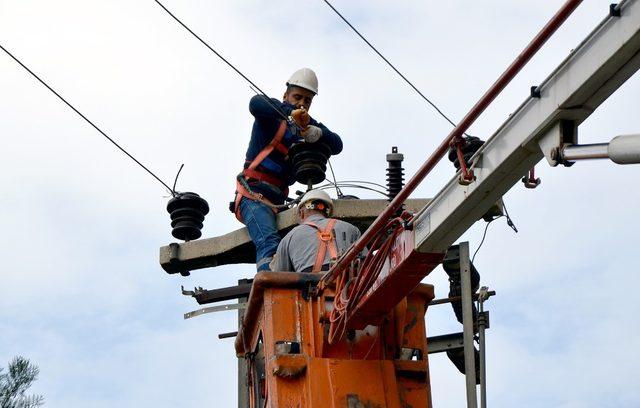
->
xmin=181 ymin=285 xmax=206 ymax=297
xmin=522 ymin=167 xmax=541 ymax=189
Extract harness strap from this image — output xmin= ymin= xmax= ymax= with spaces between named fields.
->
xmin=233 ymin=181 xmax=278 ymax=223
xmin=234 ymin=120 xmax=290 ymax=223
xmin=240 ymin=120 xmax=289 ymax=189
xmin=248 ymin=120 xmax=288 ymax=171
xmin=304 ymin=219 xmax=338 ymax=273
xmin=242 ymin=168 xmax=286 ymax=189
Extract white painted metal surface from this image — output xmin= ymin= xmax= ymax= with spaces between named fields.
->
xmin=609 ymin=133 xmax=640 ymax=164
xmin=414 ymin=0 xmax=640 ymax=253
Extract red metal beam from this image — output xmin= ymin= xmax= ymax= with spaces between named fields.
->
xmin=324 ymin=0 xmax=583 ymax=286
xmin=345 ymin=231 xmax=444 ymax=329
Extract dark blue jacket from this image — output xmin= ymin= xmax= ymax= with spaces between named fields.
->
xmin=243 ymin=95 xmax=343 ymax=204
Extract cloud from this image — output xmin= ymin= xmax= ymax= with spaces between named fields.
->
xmin=1 ymin=1 xmax=639 ymax=406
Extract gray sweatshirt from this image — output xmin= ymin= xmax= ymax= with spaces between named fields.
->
xmin=271 ymin=213 xmax=361 ymax=272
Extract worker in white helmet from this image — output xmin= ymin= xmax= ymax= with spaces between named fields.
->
xmin=270 ymin=190 xmax=361 ymax=273
xmin=231 ymin=68 xmax=344 ymax=272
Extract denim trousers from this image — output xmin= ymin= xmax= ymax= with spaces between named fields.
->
xmin=239 ymin=197 xmax=281 ymax=271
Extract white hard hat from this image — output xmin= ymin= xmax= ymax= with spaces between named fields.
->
xmin=286 ymin=68 xmax=319 ymax=95
xmin=298 ymin=189 xmax=333 ymax=215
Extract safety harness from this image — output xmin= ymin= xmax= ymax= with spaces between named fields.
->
xmin=234 ymin=120 xmax=289 ymax=222
xmin=303 ymin=218 xmax=338 ymax=273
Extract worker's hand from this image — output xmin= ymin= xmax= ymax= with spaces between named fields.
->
xmin=291 ymin=108 xmax=311 ymax=128
xmin=448 ymin=136 xmax=485 ymax=170
xmin=301 ymin=125 xmax=322 ymax=143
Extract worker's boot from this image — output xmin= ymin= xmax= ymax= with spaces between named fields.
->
xmin=446 ymin=348 xmax=481 ymax=384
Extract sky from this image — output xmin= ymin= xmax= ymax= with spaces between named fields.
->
xmin=1 ymin=0 xmax=639 ymax=407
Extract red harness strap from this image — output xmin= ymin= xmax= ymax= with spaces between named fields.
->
xmin=234 ymin=120 xmax=289 ymax=223
xmin=233 ymin=181 xmax=277 ymax=222
xmin=241 ymin=168 xmax=284 ymax=188
xmin=244 ymin=120 xmax=288 ymax=183
xmin=304 ymin=219 xmax=338 ymax=273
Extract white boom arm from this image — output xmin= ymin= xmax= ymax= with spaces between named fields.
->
xmin=413 ymin=0 xmax=640 ymax=253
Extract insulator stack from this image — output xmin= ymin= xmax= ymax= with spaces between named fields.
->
xmin=288 ymin=142 xmax=332 ymax=186
xmin=166 ymin=192 xmax=209 ymax=241
xmin=386 ymin=146 xmax=405 ymax=201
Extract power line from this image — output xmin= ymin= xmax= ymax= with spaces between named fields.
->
xmin=322 ymin=0 xmax=472 ymax=137
xmin=472 ymin=216 xmax=501 ymax=264
xmin=316 ymin=182 xmax=388 ymax=197
xmin=472 ymin=199 xmax=519 ymax=263
xmin=338 ymin=180 xmax=387 ymax=190
xmin=248 ymin=87 xmax=301 ymax=130
xmin=0 ymin=43 xmax=175 ymax=195
xmin=326 ymin=159 xmax=343 ymax=197
xmin=172 ymin=163 xmax=185 ymax=193
xmin=154 ymin=0 xmax=294 ymax=126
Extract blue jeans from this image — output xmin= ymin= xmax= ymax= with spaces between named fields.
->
xmin=239 ymin=197 xmax=280 ymax=271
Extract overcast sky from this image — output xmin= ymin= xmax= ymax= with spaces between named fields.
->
xmin=1 ymin=1 xmax=639 ymax=407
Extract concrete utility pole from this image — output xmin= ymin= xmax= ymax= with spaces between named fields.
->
xmin=161 ymin=2 xmax=640 ymax=405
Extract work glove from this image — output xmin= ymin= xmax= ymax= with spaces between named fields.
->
xmin=291 ymin=108 xmax=311 ymax=128
xmin=301 ymin=125 xmax=323 ymax=143
xmin=448 ymin=136 xmax=485 ymax=170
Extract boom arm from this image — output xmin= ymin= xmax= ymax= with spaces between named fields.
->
xmin=342 ymin=0 xmax=640 ymax=330
xmin=415 ymin=0 xmax=640 ymax=253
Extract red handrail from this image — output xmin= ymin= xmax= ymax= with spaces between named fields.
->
xmin=324 ymin=0 xmax=583 ymax=284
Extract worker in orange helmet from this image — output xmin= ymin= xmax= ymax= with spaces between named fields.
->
xmin=231 ymin=69 xmax=344 ymax=272
xmin=270 ymin=190 xmax=361 ymax=273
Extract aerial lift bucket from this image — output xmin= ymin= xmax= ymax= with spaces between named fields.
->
xmin=234 ymin=272 xmax=436 ymax=408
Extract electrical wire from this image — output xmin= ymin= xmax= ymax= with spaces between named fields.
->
xmin=172 ymin=163 xmax=185 ymax=193
xmin=326 ymin=159 xmax=343 ymax=197
xmin=472 ymin=199 xmax=519 ymax=263
xmin=0 ymin=43 xmax=175 ymax=195
xmin=249 ymin=86 xmax=303 ymax=131
xmin=316 ymin=182 xmax=388 ymax=197
xmin=316 ymin=179 xmax=389 ymax=195
xmin=328 ymin=215 xmax=406 ymax=343
xmin=321 ymin=0 xmax=473 ymax=137
xmin=336 ymin=180 xmax=388 ymax=190
xmin=502 ymin=199 xmax=519 ymax=233
xmin=154 ymin=0 xmax=296 ymax=127
xmin=156 ymin=1 xmax=427 ymax=201
xmin=333 ymin=184 xmax=388 ymax=196
xmin=472 ymin=216 xmax=502 ymax=264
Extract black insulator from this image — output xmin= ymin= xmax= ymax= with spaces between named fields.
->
xmin=386 ymin=146 xmax=405 ymax=201
xmin=166 ymin=192 xmax=209 ymax=241
xmin=288 ymin=142 xmax=332 ymax=186
xmin=447 ymin=136 xmax=485 ymax=170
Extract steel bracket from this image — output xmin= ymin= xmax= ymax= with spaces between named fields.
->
xmin=537 ymin=120 xmax=578 ymax=167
